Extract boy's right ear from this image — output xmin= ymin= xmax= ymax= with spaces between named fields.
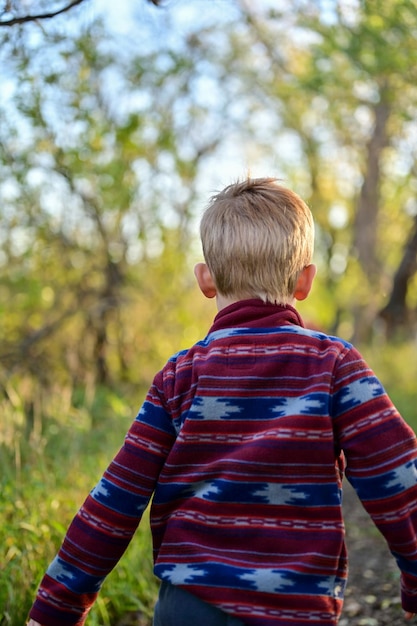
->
xmin=194 ymin=263 xmax=217 ymax=299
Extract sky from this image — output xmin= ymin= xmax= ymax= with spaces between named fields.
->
xmin=92 ymin=0 xmax=241 ymax=38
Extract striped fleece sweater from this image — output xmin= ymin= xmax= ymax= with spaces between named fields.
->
xmin=30 ymin=300 xmax=417 ymax=626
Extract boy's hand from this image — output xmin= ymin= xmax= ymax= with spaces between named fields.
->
xmin=27 ymin=621 xmax=43 ymax=626
xmin=405 ymin=612 xmax=416 ymax=620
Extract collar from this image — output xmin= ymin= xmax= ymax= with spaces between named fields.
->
xmin=209 ymin=299 xmax=305 ymax=333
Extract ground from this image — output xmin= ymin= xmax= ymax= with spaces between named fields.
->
xmin=118 ymin=480 xmax=408 ymax=626
xmin=340 ymin=480 xmax=405 ymax=626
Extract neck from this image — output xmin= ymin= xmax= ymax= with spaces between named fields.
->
xmin=215 ymin=294 xmax=242 ymax=312
xmin=215 ymin=294 xmax=296 ymax=312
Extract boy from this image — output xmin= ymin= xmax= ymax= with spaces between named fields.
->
xmin=28 ymin=178 xmax=417 ymax=626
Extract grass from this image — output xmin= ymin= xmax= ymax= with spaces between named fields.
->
xmin=360 ymin=341 xmax=417 ymax=431
xmin=1 ymin=339 xmax=417 ymax=625
xmin=0 ymin=382 xmax=159 ymax=626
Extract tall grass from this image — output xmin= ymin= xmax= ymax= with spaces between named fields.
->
xmin=0 ymin=380 xmax=158 ymax=626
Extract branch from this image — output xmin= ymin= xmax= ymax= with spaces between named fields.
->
xmin=0 ymin=0 xmax=163 ymax=26
xmin=0 ymin=0 xmax=87 ymax=26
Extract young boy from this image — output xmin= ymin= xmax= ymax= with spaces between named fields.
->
xmin=28 ymin=178 xmax=417 ymax=626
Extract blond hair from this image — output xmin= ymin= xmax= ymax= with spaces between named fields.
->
xmin=200 ymin=177 xmax=314 ymax=305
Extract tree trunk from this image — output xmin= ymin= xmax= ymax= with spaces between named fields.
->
xmin=353 ymin=96 xmax=390 ymax=280
xmin=351 ymin=91 xmax=391 ymax=343
xmin=378 ymin=213 xmax=417 ymax=338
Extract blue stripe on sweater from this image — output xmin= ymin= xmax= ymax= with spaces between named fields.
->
xmin=185 ymin=394 xmax=329 ymax=420
xmin=349 ymin=460 xmax=417 ymax=501
xmin=155 ymin=562 xmax=346 ymax=598
xmin=90 ymin=477 xmax=149 ymax=516
xmin=47 ymin=557 xmax=103 ymax=593
xmin=154 ymin=478 xmax=340 ymax=506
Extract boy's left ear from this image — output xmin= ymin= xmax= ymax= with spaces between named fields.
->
xmin=294 ymin=264 xmax=317 ymax=301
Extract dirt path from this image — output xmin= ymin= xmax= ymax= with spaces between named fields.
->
xmin=341 ymin=481 xmax=404 ymax=625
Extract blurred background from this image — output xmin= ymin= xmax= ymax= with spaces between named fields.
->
xmin=1 ymin=0 xmax=417 ymax=623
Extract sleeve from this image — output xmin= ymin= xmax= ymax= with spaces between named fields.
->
xmin=331 ymin=345 xmax=417 ymax=613
xmin=28 ymin=378 xmax=176 ymax=626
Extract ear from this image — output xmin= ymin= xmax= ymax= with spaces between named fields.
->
xmin=194 ymin=263 xmax=217 ymax=299
xmin=293 ymin=264 xmax=317 ymax=301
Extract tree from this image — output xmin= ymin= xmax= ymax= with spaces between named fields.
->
xmin=2 ymin=0 xmax=417 ymax=415
xmin=222 ymin=0 xmax=417 ymax=339
xmin=0 ymin=12 xmax=231 ymax=400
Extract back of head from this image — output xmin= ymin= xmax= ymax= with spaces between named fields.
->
xmin=200 ymin=177 xmax=314 ymax=305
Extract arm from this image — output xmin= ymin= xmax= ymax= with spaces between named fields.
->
xmin=29 ymin=388 xmax=176 ymax=626
xmin=332 ymin=347 xmax=417 ymax=616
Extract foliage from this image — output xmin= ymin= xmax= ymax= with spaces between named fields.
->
xmin=361 ymin=341 xmax=417 ymax=432
xmin=2 ymin=1 xmax=417 ymax=401
xmin=211 ymin=0 xmax=417 ymax=339
xmin=0 ymin=382 xmax=159 ymax=625
xmin=0 ymin=17 xmax=217 ymax=395
xmin=1 ymin=1 xmax=417 ymax=622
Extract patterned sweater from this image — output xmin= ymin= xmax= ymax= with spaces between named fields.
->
xmin=30 ymin=300 xmax=417 ymax=626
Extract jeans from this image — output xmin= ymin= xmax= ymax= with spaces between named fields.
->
xmin=153 ymin=581 xmax=246 ymax=626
